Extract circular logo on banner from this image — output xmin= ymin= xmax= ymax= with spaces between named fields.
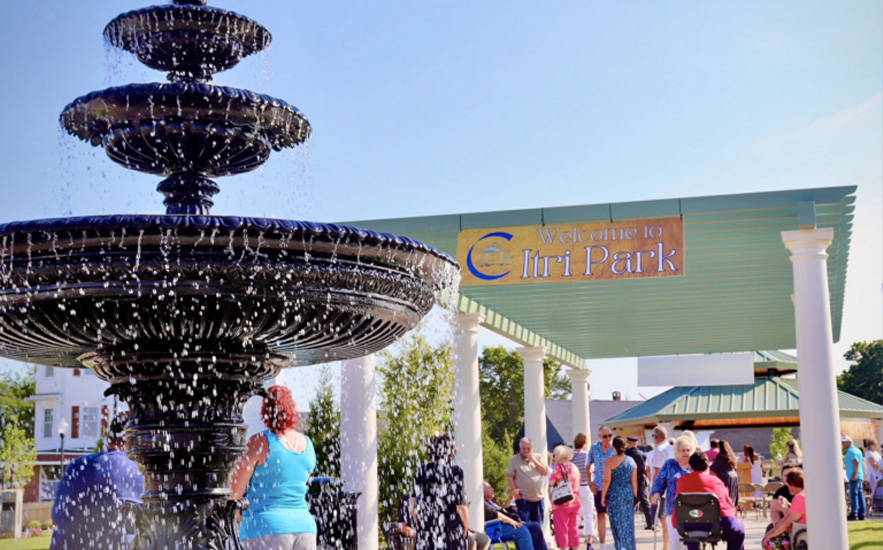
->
xmin=466 ymin=232 xmax=514 ymax=281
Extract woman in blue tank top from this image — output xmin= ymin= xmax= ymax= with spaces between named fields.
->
xmin=231 ymin=386 xmax=318 ymax=550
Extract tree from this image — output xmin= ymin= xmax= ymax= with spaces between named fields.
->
xmin=304 ymin=366 xmax=341 ymax=477
xmin=478 ymin=346 xmax=570 ymax=448
xmin=0 ymin=366 xmax=36 ymax=438
xmin=769 ymin=428 xmax=793 ymax=463
xmin=376 ymin=329 xmax=455 ymax=524
xmin=769 ymin=428 xmax=793 ymax=478
xmin=837 ymin=340 xmax=883 ymax=405
xmin=482 ymin=420 xmax=512 ymax=501
xmin=0 ymin=367 xmax=37 ymax=489
xmin=0 ymin=423 xmax=37 ymax=488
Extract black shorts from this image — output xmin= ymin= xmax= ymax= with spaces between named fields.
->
xmin=593 ymin=491 xmax=607 ymax=514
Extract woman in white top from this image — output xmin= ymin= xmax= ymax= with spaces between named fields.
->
xmin=740 ymin=446 xmax=764 ymax=498
xmin=865 ymin=439 xmax=883 ymax=496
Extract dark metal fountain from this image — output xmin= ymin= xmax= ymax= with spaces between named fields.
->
xmin=0 ymin=1 xmax=458 ymax=548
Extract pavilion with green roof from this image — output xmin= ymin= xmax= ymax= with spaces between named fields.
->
xmin=336 ymin=186 xmax=864 ymax=548
xmin=603 ymin=351 xmax=883 ymax=431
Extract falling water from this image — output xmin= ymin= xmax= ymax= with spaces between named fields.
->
xmin=0 ymin=1 xmax=460 ymax=549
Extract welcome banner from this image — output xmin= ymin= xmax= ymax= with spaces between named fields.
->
xmin=456 ymin=218 xmax=685 ymax=286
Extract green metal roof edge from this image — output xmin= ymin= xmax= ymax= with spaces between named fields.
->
xmin=345 ymin=186 xmax=857 ymax=229
xmin=777 ymin=378 xmax=883 ymax=415
xmin=603 ymin=386 xmax=696 ymax=427
xmin=603 ymin=375 xmax=882 ymax=428
xmin=457 ymin=295 xmax=586 ymax=369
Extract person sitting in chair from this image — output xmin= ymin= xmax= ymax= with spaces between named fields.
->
xmin=769 ymin=462 xmax=802 ymax=524
xmin=674 ymin=451 xmax=745 ymax=550
xmin=761 ymin=469 xmax=805 ymax=550
xmin=483 ymin=481 xmax=546 ymax=550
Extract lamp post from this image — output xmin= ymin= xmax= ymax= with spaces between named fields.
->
xmin=58 ymin=418 xmax=68 ymax=474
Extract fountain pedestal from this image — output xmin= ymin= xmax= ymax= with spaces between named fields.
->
xmin=86 ymin=352 xmax=281 ymax=550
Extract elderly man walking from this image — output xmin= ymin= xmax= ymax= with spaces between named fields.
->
xmin=587 ymin=426 xmax=616 ymax=550
xmin=507 ymin=437 xmax=549 ymax=524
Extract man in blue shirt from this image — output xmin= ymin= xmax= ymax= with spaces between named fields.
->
xmin=50 ymin=413 xmax=144 ymax=550
xmin=842 ymin=435 xmax=865 ymax=521
xmin=587 ymin=426 xmax=616 ymax=550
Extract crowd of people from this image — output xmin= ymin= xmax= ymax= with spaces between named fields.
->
xmin=47 ymin=387 xmax=883 ymax=550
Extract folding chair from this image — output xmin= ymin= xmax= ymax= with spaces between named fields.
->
xmin=754 ymin=483 xmax=768 ymax=517
xmin=485 ymin=520 xmax=514 ymax=550
xmin=763 ymin=481 xmax=783 ymax=496
xmin=674 ymin=493 xmax=724 ymax=549
xmin=737 ymin=482 xmax=760 ymax=519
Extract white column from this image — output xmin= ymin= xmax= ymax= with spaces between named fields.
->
xmin=517 ymin=346 xmax=550 ymax=538
xmin=567 ymin=368 xmax=591 ymax=443
xmin=782 ymin=228 xmax=848 ymax=549
xmin=340 ymin=354 xmax=378 ymax=550
xmin=454 ymin=312 xmax=486 ymax=531
xmin=518 ymin=346 xmax=549 ymax=454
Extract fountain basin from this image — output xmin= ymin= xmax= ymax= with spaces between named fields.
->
xmin=0 ymin=215 xmax=458 ymax=369
xmin=60 ymin=83 xmax=310 ymax=176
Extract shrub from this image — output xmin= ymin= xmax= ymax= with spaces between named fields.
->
xmin=43 ymin=519 xmax=54 ymax=529
xmin=26 ymin=520 xmax=41 ymax=530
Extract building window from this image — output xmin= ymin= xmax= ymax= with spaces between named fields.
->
xmin=44 ymin=366 xmax=55 ymax=377
xmin=39 ymin=466 xmax=63 ymax=502
xmin=43 ymin=408 xmax=54 ymax=439
xmin=82 ymin=406 xmax=100 ymax=438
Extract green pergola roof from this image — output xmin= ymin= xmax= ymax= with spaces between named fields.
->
xmin=345 ymin=187 xmax=855 ymax=368
xmin=602 ymin=374 xmax=883 ymax=430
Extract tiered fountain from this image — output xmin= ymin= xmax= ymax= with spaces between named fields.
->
xmin=0 ymin=1 xmax=457 ymax=548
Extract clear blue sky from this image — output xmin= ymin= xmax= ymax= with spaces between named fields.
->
xmin=0 ymin=1 xmax=880 ymax=404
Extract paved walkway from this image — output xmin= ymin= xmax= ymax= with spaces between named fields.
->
xmin=571 ymin=513 xmax=882 ymax=549
xmin=630 ymin=513 xmax=769 ymax=549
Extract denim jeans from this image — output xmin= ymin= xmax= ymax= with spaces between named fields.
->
xmin=515 ymin=498 xmax=544 ymax=523
xmin=523 ymin=521 xmax=547 ymax=550
xmin=848 ymin=479 xmax=866 ymax=517
xmin=498 ymin=522 xmax=534 ymax=550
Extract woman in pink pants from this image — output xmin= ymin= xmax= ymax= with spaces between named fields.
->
xmin=549 ymin=445 xmax=582 ymax=550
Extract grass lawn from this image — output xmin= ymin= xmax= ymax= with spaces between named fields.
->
xmin=850 ymin=520 xmax=883 ymax=550
xmin=0 ymin=534 xmax=50 ymax=550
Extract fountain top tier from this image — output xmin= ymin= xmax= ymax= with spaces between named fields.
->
xmin=105 ymin=0 xmax=270 ymax=83
xmin=60 ymin=0 xmax=310 ymax=215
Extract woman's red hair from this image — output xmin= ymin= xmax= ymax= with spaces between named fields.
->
xmin=261 ymin=386 xmax=298 ymax=433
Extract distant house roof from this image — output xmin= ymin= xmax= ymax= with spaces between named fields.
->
xmin=525 ymin=398 xmax=643 ymax=452
xmin=603 ymin=376 xmax=883 ymax=430
xmin=513 ymin=416 xmax=568 ymax=455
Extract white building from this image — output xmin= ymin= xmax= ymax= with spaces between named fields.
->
xmin=25 ymin=366 xmax=118 ymax=507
